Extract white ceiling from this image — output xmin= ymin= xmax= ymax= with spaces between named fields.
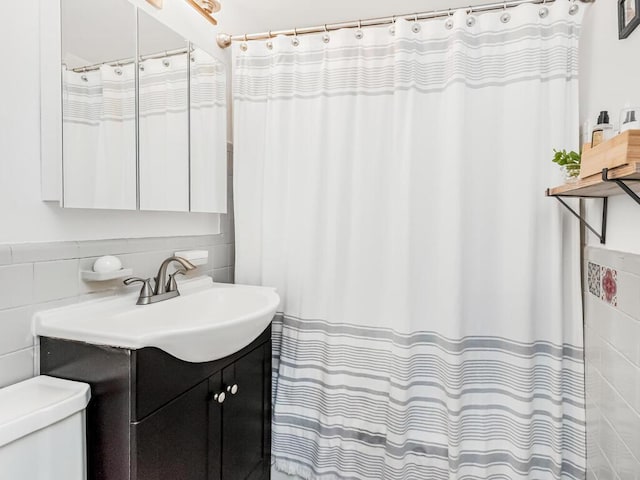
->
xmin=216 ymin=0 xmax=496 ymax=35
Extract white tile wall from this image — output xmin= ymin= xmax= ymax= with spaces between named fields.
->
xmin=0 ymin=144 xmax=236 ymax=390
xmin=0 ymin=246 xmax=11 ymax=266
xmin=585 ymin=247 xmax=640 ymax=479
xmin=0 ymin=232 xmax=234 ymax=389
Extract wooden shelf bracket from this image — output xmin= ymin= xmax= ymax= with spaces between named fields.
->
xmin=602 ymin=168 xmax=640 ymax=206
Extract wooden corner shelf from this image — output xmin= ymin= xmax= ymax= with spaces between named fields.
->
xmin=546 ymin=163 xmax=640 ymax=198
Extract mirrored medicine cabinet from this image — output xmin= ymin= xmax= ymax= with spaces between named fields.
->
xmin=58 ymin=0 xmax=227 ymax=213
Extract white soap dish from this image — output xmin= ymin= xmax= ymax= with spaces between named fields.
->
xmin=81 ymin=268 xmax=133 ymax=282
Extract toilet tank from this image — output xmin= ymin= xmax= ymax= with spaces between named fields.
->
xmin=0 ymin=375 xmax=91 ymax=480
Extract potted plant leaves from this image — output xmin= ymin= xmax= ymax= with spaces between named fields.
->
xmin=553 ymin=149 xmax=581 ymax=183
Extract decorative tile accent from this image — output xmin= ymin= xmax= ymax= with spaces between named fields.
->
xmin=601 ymin=266 xmax=618 ymax=307
xmin=588 ymin=262 xmax=601 ymax=298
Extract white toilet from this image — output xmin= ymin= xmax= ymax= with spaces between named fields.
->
xmin=0 ymin=375 xmax=91 ymax=480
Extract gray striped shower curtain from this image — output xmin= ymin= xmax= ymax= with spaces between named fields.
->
xmin=233 ymin=2 xmax=586 ymax=478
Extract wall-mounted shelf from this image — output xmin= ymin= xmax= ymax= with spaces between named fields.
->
xmin=547 ymin=163 xmax=640 ymax=198
xmin=546 ymin=163 xmax=640 ymax=244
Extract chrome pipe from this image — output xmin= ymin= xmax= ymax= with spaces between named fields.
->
xmin=68 ymin=46 xmax=193 ymax=73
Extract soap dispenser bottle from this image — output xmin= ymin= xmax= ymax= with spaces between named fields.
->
xmin=620 ymin=107 xmax=640 ymax=132
xmin=591 ymin=111 xmax=614 ymax=147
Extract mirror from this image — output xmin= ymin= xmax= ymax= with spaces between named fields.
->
xmin=56 ymin=1 xmax=227 ymax=214
xmin=61 ymin=0 xmax=137 ymax=210
xmin=190 ymin=47 xmax=227 ymax=213
xmin=138 ymin=11 xmax=190 ymax=212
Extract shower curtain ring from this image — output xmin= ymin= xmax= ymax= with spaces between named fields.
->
xmin=358 ymin=19 xmax=362 ymax=29
xmin=444 ymin=8 xmax=454 ymax=29
xmin=268 ymin=30 xmax=272 ymax=38
xmin=411 ymin=14 xmax=421 ymax=32
xmin=322 ymin=24 xmax=331 ymax=43
xmin=465 ymin=6 xmax=477 ymax=26
xmin=568 ymin=0 xmax=579 ymax=14
xmin=500 ymin=1 xmax=512 ymax=23
xmin=240 ymin=34 xmax=249 ymax=51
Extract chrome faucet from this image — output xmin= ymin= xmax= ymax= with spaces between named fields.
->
xmin=124 ymin=256 xmax=196 ymax=305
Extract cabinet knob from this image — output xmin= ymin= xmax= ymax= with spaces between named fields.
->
xmin=213 ymin=392 xmax=226 ymax=404
xmin=226 ymin=384 xmax=239 ymax=395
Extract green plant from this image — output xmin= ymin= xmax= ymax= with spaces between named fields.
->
xmin=552 ymin=149 xmax=581 ymax=178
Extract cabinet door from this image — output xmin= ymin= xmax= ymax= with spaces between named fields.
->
xmin=208 ymin=372 xmax=223 ymax=480
xmin=133 ymin=380 xmax=208 ymax=480
xmin=222 ymin=347 xmax=267 ymax=480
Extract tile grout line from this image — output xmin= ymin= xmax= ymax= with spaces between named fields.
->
xmin=589 ymin=362 xmax=640 ymax=438
xmin=4 ymin=234 xmax=232 ymax=265
xmin=596 ymin=400 xmax=640 ymax=467
xmin=592 ymin=318 xmax=640 ymax=371
xmin=599 ymin=330 xmax=640 ymax=375
xmin=0 ymin=345 xmax=36 ymax=360
xmin=592 ymin=439 xmax=620 ymax=480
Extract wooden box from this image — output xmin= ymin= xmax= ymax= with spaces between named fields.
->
xmin=580 ymin=130 xmax=640 ymax=178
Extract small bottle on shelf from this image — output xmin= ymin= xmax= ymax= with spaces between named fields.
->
xmin=620 ymin=107 xmax=640 ymax=132
xmin=591 ymin=111 xmax=614 ymax=147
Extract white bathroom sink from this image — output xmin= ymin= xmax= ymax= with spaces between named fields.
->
xmin=33 ymin=277 xmax=280 ymax=363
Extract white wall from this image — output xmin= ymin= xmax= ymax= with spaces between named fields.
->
xmin=580 ymin=2 xmax=640 ymax=254
xmin=0 ymin=0 xmax=225 ymax=244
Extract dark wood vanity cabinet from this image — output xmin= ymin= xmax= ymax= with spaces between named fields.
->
xmin=40 ymin=326 xmax=272 ymax=480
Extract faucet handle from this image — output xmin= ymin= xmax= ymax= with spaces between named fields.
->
xmin=166 ymin=270 xmax=187 ymax=293
xmin=123 ymin=277 xmax=153 ymax=300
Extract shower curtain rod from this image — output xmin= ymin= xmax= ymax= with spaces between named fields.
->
xmin=67 ymin=46 xmax=194 ymax=73
xmin=216 ymin=0 xmax=594 ymax=48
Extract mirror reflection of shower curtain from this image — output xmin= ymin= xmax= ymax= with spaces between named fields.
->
xmin=190 ymin=48 xmax=227 ymax=213
xmin=62 ymin=65 xmax=136 ymax=209
xmin=138 ymin=54 xmax=189 ymax=212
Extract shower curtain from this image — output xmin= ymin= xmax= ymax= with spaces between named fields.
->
xmin=139 ymin=53 xmax=190 ymax=211
xmin=233 ymin=2 xmax=585 ymax=479
xmin=190 ymin=47 xmax=228 ymax=213
xmin=62 ymin=64 xmax=136 ymax=209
